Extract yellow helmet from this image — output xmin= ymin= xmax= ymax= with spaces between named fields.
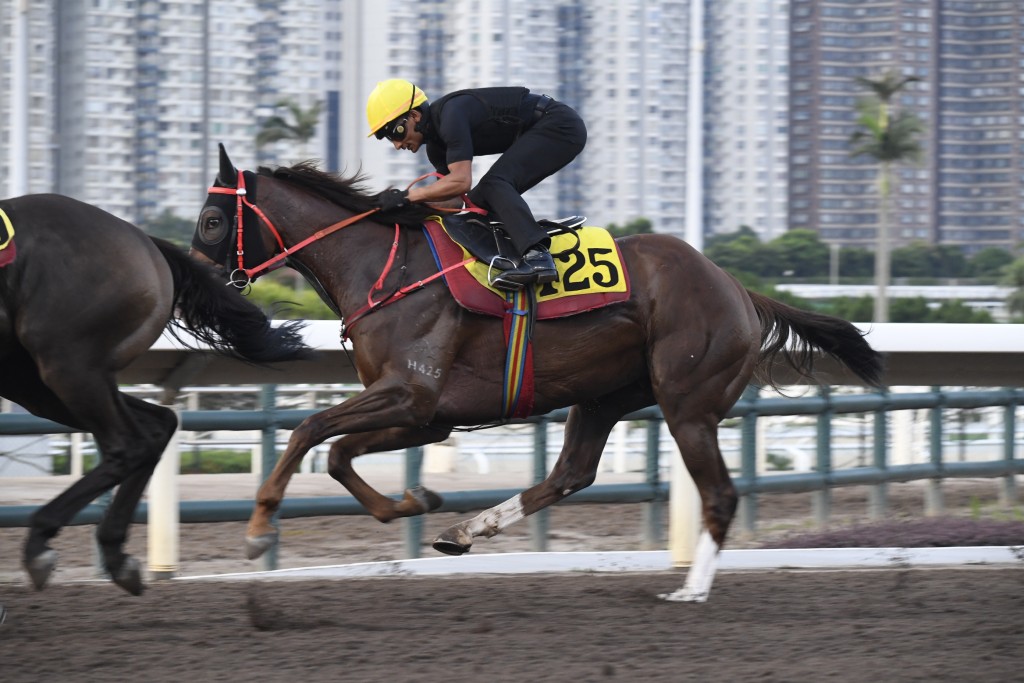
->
xmin=366 ymin=79 xmax=428 ymax=138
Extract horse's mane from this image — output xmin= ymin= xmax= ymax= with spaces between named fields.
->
xmin=258 ymin=162 xmax=437 ymax=227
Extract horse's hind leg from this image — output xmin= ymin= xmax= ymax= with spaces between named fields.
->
xmin=13 ymin=367 xmax=169 ymax=593
xmin=93 ymin=396 xmax=178 ymax=594
xmin=433 ymin=386 xmax=652 ymax=555
xmin=650 ymin=357 xmax=750 ymax=602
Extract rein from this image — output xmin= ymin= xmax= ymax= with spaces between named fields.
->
xmin=206 ymin=170 xmax=479 ymax=338
xmin=208 ymin=170 xmax=377 ymax=288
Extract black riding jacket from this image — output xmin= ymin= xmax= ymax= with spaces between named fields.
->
xmin=421 ymin=87 xmax=545 ymax=175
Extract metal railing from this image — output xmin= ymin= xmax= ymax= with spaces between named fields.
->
xmin=1 ymin=386 xmax=1021 ymax=567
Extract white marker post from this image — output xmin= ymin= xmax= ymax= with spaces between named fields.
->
xmin=668 ymin=440 xmax=702 ymax=566
xmin=147 ymin=409 xmax=181 ymax=580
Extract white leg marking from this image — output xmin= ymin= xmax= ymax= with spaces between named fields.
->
xmin=466 ymin=494 xmax=526 ymax=539
xmin=659 ymin=530 xmax=719 ymax=603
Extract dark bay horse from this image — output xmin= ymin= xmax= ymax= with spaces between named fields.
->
xmin=0 ymin=193 xmax=310 ymax=594
xmin=193 ymin=145 xmax=883 ymax=601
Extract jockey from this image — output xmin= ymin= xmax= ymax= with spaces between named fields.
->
xmin=366 ymin=79 xmax=587 ymax=290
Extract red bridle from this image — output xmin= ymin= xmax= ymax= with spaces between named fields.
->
xmin=206 ymin=170 xmax=378 ymax=288
xmin=204 ymin=170 xmax=485 ymax=337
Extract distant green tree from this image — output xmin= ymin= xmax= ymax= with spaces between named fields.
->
xmin=1002 ymin=258 xmax=1024 ymax=321
xmin=931 ymin=245 xmax=968 ymax=279
xmin=246 ymin=279 xmax=337 ymax=320
xmin=929 ymin=300 xmax=993 ymax=323
xmin=890 ymin=297 xmax=931 ymax=322
xmin=969 ymin=247 xmax=1014 ymax=279
xmin=705 ymin=225 xmax=759 ymax=249
xmin=704 ymin=232 xmax=770 ymax=274
xmin=605 ymin=217 xmax=653 ymax=238
xmin=765 ymin=229 xmax=829 ymax=278
xmin=139 ymin=209 xmax=193 ymax=247
xmin=256 ymin=98 xmax=323 ymax=159
xmin=891 ymin=242 xmax=934 ymax=278
xmin=838 ymin=247 xmax=874 ymax=278
xmin=824 ymin=296 xmax=874 ymax=322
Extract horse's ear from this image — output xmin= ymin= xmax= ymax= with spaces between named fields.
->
xmin=218 ymin=143 xmax=237 ymax=185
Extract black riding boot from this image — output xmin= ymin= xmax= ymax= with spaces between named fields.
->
xmin=492 ymin=243 xmax=558 ymax=290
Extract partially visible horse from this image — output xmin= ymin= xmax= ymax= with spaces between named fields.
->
xmin=193 ymin=145 xmax=883 ymax=601
xmin=0 ymin=194 xmax=310 ymax=594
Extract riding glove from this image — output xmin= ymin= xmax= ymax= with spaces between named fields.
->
xmin=375 ymin=188 xmax=409 ymax=212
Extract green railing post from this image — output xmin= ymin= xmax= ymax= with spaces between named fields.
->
xmin=260 ymin=384 xmax=279 ymax=571
xmin=1000 ymin=392 xmax=1017 ymax=507
xmin=869 ymin=388 xmax=889 ymax=519
xmin=404 ymin=446 xmax=424 ymax=558
xmin=738 ymin=385 xmax=759 ymax=535
xmin=926 ymin=386 xmax=945 ymax=516
xmin=812 ymin=385 xmax=832 ymax=526
xmin=529 ymin=418 xmax=549 ymax=552
xmin=641 ymin=418 xmax=662 ymax=549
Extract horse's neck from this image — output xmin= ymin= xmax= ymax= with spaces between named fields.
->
xmin=279 ymin=211 xmax=429 ymax=320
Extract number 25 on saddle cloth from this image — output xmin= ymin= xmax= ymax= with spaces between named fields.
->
xmin=422 ymin=217 xmax=631 ymax=319
xmin=0 ymin=208 xmax=16 ymax=268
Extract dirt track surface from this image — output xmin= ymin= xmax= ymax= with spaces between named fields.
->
xmin=2 ymin=477 xmax=1023 ymax=681
xmin=2 ymin=569 xmax=1022 ymax=682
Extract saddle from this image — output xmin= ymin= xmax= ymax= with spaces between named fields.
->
xmin=440 ymin=213 xmax=587 ymax=268
xmin=422 ymin=214 xmax=630 ymax=321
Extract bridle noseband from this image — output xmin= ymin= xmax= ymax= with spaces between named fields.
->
xmin=206 ymin=170 xmax=287 ymax=288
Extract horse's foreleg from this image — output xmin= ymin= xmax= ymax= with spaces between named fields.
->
xmin=433 ymin=392 xmax=645 ymax=555
xmin=246 ymin=381 xmax=442 ymax=559
xmin=326 ymin=426 xmax=450 ymax=523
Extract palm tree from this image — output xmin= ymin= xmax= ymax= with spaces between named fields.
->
xmin=256 ymin=98 xmax=323 ymax=161
xmin=849 ymin=71 xmax=925 ymax=323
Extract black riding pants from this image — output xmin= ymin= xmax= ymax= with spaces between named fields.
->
xmin=466 ymin=102 xmax=587 ymax=254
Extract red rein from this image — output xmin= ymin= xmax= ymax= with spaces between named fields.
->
xmin=206 ymin=171 xmax=479 ymax=337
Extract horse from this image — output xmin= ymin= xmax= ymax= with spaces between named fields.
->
xmin=192 ymin=144 xmax=883 ymax=602
xmin=0 ymin=193 xmax=311 ymax=595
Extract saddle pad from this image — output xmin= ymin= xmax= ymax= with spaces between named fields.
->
xmin=423 ymin=218 xmax=631 ymax=320
xmin=0 ymin=208 xmax=16 ymax=268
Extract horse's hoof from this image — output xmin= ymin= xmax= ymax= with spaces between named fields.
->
xmin=658 ymin=588 xmax=709 ymax=603
xmin=24 ymin=549 xmax=58 ymax=591
xmin=432 ymin=539 xmax=470 ymax=556
xmin=112 ymin=556 xmax=145 ymax=596
xmin=406 ymin=486 xmax=444 ymax=513
xmin=246 ymin=532 xmax=278 ymax=560
xmin=432 ymin=524 xmax=472 ymax=556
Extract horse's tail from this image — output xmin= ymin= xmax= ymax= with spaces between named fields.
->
xmin=746 ymin=289 xmax=884 ymax=390
xmin=151 ymin=237 xmax=312 ymax=364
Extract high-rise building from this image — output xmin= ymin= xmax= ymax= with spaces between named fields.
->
xmin=788 ymin=0 xmax=1024 ymax=254
xmin=706 ymin=0 xmax=790 ymax=241
xmin=0 ymin=0 xmax=56 ymax=196
xmin=578 ymin=0 xmax=691 ymax=238
xmin=9 ymin=0 xmax=1020 ymax=254
xmin=2 ymin=0 xmax=338 ymax=224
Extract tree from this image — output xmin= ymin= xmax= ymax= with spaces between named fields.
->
xmin=838 ymin=247 xmax=874 ymax=279
xmin=891 ymin=242 xmax=934 ymax=279
xmin=969 ymin=247 xmax=1014 ymax=280
xmin=605 ymin=217 xmax=653 ymax=239
xmin=704 ymin=228 xmax=767 ymax=276
xmin=849 ymin=71 xmax=925 ymax=322
xmin=765 ymin=229 xmax=829 ymax=278
xmin=256 ymin=98 xmax=323 ymax=160
xmin=139 ymin=209 xmax=194 ymax=247
xmin=1002 ymin=257 xmax=1024 ymax=322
